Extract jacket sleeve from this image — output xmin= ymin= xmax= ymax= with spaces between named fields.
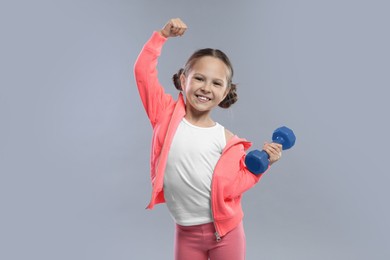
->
xmin=134 ymin=31 xmax=174 ymax=127
xmin=225 ymin=145 xmax=269 ymax=199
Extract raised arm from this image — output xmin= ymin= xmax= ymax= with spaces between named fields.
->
xmin=134 ymin=18 xmax=187 ymax=127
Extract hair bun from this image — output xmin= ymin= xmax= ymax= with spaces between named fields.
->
xmin=219 ymin=83 xmax=238 ymax=108
xmin=172 ymin=68 xmax=184 ymax=91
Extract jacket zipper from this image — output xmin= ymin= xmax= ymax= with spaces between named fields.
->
xmin=210 ymin=172 xmax=222 ymax=242
xmin=210 ymin=146 xmax=229 ymax=242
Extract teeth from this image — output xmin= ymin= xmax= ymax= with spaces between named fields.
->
xmin=197 ymin=95 xmax=210 ymax=101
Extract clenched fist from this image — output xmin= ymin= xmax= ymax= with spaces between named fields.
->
xmin=159 ymin=18 xmax=188 ymax=38
xmin=263 ymin=142 xmax=283 ymax=165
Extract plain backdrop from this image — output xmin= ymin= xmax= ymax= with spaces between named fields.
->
xmin=1 ymin=0 xmax=389 ymax=259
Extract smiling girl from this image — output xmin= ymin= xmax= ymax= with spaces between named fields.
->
xmin=134 ymin=18 xmax=282 ymax=260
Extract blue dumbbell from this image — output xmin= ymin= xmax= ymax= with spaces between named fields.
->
xmin=245 ymin=126 xmax=296 ymax=175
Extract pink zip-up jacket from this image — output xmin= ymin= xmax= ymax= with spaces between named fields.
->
xmin=134 ymin=31 xmax=267 ymax=238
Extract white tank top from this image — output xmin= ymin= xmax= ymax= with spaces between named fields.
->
xmin=164 ymin=118 xmax=226 ymax=226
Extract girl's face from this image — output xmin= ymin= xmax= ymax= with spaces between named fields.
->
xmin=180 ymin=56 xmax=230 ymax=115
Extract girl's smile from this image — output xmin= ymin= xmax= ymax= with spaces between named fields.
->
xmin=195 ymin=94 xmax=211 ymax=102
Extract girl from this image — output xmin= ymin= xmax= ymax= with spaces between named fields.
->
xmin=134 ymin=18 xmax=283 ymax=260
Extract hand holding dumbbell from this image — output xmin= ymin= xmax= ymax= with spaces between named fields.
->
xmin=245 ymin=126 xmax=296 ymax=175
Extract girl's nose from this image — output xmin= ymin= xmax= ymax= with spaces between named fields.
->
xmin=201 ymin=81 xmax=212 ymax=92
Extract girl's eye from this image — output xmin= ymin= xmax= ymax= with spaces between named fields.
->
xmin=195 ymin=76 xmax=203 ymax=81
xmin=214 ymin=82 xmax=222 ymax=87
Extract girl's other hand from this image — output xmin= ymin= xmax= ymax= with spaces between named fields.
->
xmin=159 ymin=18 xmax=188 ymax=38
xmin=263 ymin=142 xmax=283 ymax=165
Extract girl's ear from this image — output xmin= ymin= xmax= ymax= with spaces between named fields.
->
xmin=180 ymin=73 xmax=186 ymax=91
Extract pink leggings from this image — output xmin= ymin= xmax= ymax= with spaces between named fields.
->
xmin=174 ymin=221 xmax=246 ymax=260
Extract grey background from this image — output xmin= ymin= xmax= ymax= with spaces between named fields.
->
xmin=1 ymin=0 xmax=389 ymax=259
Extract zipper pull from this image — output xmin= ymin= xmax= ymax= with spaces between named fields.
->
xmin=215 ymin=232 xmax=222 ymax=242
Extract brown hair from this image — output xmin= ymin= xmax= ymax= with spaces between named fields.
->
xmin=172 ymin=48 xmax=238 ymax=108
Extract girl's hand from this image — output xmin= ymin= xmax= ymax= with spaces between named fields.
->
xmin=159 ymin=18 xmax=188 ymax=38
xmin=263 ymin=142 xmax=283 ymax=165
